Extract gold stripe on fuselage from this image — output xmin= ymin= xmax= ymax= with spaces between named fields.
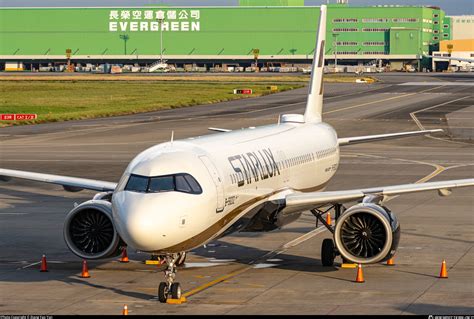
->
xmin=157 ymin=182 xmax=329 ymax=253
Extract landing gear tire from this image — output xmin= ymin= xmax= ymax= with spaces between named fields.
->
xmin=157 ymin=254 xmax=182 ymax=303
xmin=176 ymin=252 xmax=186 ymax=267
xmin=158 ymin=282 xmax=168 ymax=303
xmin=321 ymin=238 xmax=336 ymax=267
xmin=170 ymin=282 xmax=182 ymax=299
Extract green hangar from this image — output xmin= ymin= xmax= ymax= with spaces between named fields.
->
xmin=0 ymin=0 xmax=451 ymax=70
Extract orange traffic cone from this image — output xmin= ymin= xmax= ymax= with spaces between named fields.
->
xmin=81 ymin=260 xmax=91 ymax=278
xmin=355 ymin=264 xmax=365 ymax=283
xmin=439 ymin=260 xmax=448 ymax=279
xmin=40 ymin=254 xmax=48 ymax=272
xmin=326 ymin=212 xmax=332 ymax=225
xmin=122 ymin=304 xmax=128 ymax=315
xmin=120 ymin=247 xmax=129 ymax=263
xmin=386 ymin=257 xmax=395 ymax=266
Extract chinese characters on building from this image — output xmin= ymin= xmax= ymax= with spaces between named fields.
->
xmin=109 ymin=9 xmax=201 ymax=32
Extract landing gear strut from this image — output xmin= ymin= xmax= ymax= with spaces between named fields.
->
xmin=158 ymin=254 xmax=182 ymax=303
xmin=176 ymin=251 xmax=186 ymax=267
xmin=311 ymin=204 xmax=345 ymax=267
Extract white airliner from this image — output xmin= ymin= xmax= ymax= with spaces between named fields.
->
xmin=1 ymin=6 xmax=473 ymax=303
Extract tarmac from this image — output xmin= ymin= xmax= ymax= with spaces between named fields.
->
xmin=0 ymin=72 xmax=473 ymax=315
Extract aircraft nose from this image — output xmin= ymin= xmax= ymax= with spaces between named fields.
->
xmin=112 ymin=192 xmax=165 ymax=252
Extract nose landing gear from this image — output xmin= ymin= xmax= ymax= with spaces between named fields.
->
xmin=158 ymin=254 xmax=183 ymax=303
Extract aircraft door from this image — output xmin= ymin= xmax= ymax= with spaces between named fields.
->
xmin=199 ymin=155 xmax=225 ymax=213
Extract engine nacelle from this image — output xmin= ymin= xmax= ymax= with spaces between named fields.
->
xmin=63 ymin=200 xmax=124 ymax=260
xmin=334 ymin=203 xmax=400 ymax=264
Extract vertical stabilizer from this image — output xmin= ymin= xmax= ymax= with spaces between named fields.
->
xmin=304 ymin=5 xmax=327 ymax=123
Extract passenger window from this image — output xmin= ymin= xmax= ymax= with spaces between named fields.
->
xmin=149 ymin=176 xmax=174 ymax=192
xmin=125 ymin=175 xmax=148 ymax=192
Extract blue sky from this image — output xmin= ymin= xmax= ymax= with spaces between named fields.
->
xmin=1 ymin=0 xmax=473 ymax=15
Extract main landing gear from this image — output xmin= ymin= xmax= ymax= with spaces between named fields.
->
xmin=158 ymin=253 xmax=183 ymax=303
xmin=311 ymin=204 xmax=344 ymax=267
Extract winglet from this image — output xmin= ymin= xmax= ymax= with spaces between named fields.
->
xmin=304 ymin=5 xmax=327 ymax=124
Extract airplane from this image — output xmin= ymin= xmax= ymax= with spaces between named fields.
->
xmin=1 ymin=5 xmax=473 ymax=303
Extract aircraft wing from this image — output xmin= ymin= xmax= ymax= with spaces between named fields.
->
xmin=0 ymin=168 xmax=117 ymax=192
xmin=282 ymin=179 xmax=474 ymax=213
xmin=338 ymin=129 xmax=442 ymax=146
xmin=426 ymin=55 xmax=474 ymax=63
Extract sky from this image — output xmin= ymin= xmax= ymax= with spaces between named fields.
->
xmin=1 ymin=0 xmax=473 ymax=15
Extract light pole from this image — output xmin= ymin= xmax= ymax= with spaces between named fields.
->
xmin=332 ymin=33 xmax=339 ymax=72
xmin=156 ymin=11 xmax=165 ymax=63
xmin=119 ymin=34 xmax=129 ymax=55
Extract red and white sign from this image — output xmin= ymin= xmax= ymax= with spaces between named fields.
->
xmin=1 ymin=114 xmax=37 ymax=120
xmin=233 ymin=89 xmax=253 ymax=95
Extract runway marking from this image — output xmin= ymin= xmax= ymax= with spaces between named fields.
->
xmin=399 ymin=82 xmax=474 ymax=86
xmin=182 ymin=226 xmax=326 ymax=299
xmin=17 ymin=260 xmax=66 ymax=270
xmin=19 ymin=261 xmax=40 ymax=269
xmin=324 ymin=86 xmax=443 ymax=115
xmin=409 ymin=95 xmax=472 ymax=145
xmin=444 ymin=163 xmax=474 ymax=170
xmin=410 ymin=95 xmax=471 ymax=131
xmin=347 ymin=153 xmax=447 ymax=202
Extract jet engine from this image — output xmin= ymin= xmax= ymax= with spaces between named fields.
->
xmin=63 ymin=200 xmax=124 ymax=259
xmin=334 ymin=203 xmax=400 ymax=264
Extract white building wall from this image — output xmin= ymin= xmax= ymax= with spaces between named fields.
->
xmin=449 ymin=15 xmax=474 ymax=40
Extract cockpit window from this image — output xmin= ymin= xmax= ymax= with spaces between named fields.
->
xmin=125 ymin=173 xmax=202 ymax=194
xmin=175 ymin=175 xmax=192 ymax=193
xmin=149 ymin=176 xmax=175 ymax=193
xmin=125 ymin=175 xmax=148 ymax=193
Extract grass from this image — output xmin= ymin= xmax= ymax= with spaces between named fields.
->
xmin=0 ymin=74 xmax=374 ymax=126
xmin=0 ymin=73 xmax=373 ymax=83
xmin=0 ymin=80 xmax=303 ymax=126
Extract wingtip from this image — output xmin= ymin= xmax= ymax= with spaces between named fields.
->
xmin=427 ymin=129 xmax=444 ymax=133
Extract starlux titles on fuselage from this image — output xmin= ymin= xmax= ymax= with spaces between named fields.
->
xmin=228 ymin=148 xmax=281 ymax=187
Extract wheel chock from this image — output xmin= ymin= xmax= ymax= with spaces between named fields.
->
xmin=166 ymin=296 xmax=187 ymax=304
xmin=341 ymin=263 xmax=357 ymax=269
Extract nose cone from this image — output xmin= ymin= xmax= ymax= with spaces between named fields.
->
xmin=112 ymin=191 xmax=167 ymax=252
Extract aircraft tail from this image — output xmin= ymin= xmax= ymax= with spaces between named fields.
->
xmin=304 ymin=5 xmax=327 ymax=123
